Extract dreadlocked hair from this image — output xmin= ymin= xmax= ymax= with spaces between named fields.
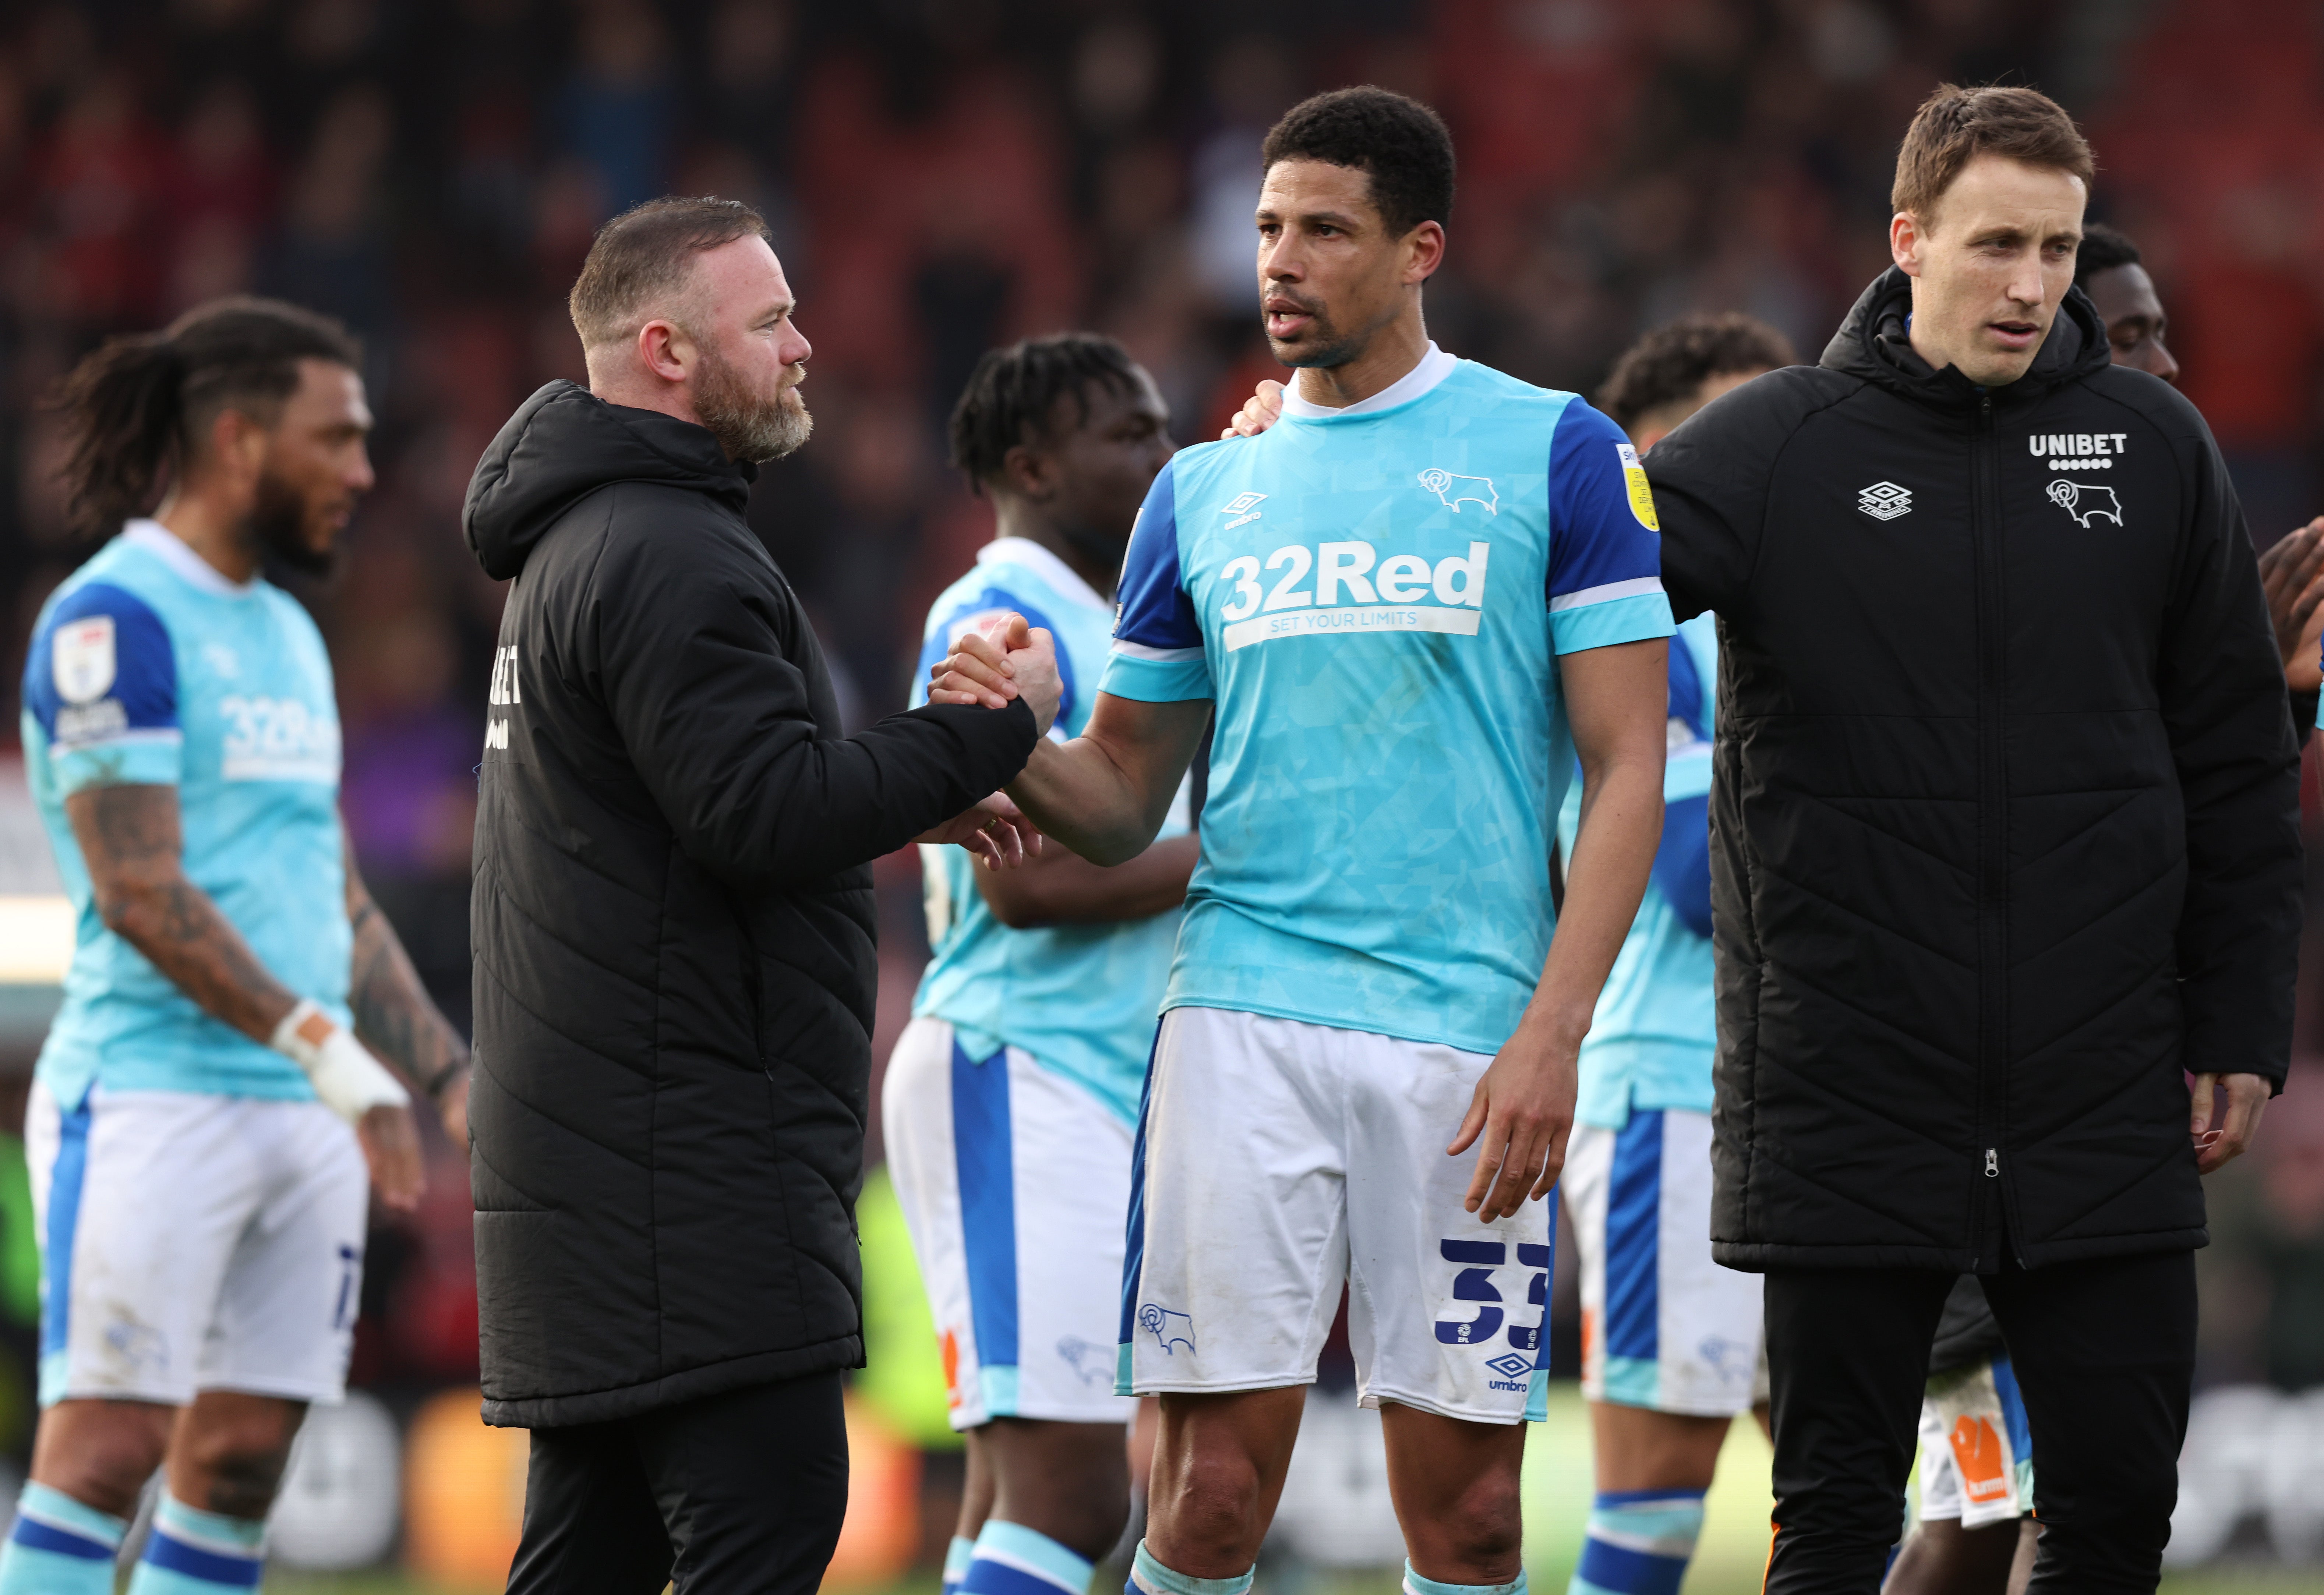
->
xmin=47 ymin=296 xmax=361 ymax=539
xmin=948 ymin=332 xmax=1143 ymax=494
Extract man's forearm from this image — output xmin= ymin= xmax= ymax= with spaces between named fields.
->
xmin=974 ymin=833 xmax=1200 ymax=927
xmin=349 ymin=895 xmax=469 ymax=1092
xmin=71 ymin=784 xmax=297 ymax=1043
xmin=1522 ymin=756 xmax=1663 ymax=1039
xmin=1006 ymin=737 xmax=1172 ymax=866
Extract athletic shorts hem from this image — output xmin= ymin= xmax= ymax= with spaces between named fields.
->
xmin=1357 ymin=1382 xmax=1530 ymax=1426
xmin=1583 ymin=1386 xmax=1759 ymax=1419
xmin=1123 ymin=1372 xmax=1316 ymax=1398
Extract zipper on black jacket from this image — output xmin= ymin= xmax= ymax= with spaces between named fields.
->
xmin=1969 ymin=395 xmax=2026 ymax=1270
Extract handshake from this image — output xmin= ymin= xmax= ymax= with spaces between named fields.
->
xmin=913 ymin=612 xmax=1066 ymax=871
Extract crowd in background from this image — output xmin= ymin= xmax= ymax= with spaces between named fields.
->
xmin=0 ymin=0 xmax=2320 ymax=1443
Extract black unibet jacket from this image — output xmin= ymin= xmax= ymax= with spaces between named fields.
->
xmin=462 ymin=382 xmax=1039 ymax=1426
xmin=1648 ymin=268 xmax=2301 ymax=1274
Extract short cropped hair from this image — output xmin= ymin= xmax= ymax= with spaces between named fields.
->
xmin=949 ymin=333 xmax=1144 ymax=493
xmin=568 ymin=196 xmax=771 ymax=350
xmin=1597 ymin=314 xmax=1797 ymax=431
xmin=1260 ymin=86 xmax=1455 ymax=238
xmin=1891 ymin=84 xmax=2094 ymax=222
xmin=2074 ymin=222 xmax=2141 ymax=285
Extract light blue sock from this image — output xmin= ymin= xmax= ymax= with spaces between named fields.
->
xmin=1126 ymin=1539 xmax=1253 ymax=1595
xmin=1566 ymin=1488 xmax=1705 ymax=1595
xmin=945 ymin=1532 xmax=979 ymax=1595
xmin=124 ymin=1493 xmax=265 ymax=1593
xmin=963 ymin=1520 xmax=1096 ymax=1595
xmin=1406 ymin=1563 xmax=1529 ymax=1595
xmin=0 ymin=1481 xmax=128 ymax=1594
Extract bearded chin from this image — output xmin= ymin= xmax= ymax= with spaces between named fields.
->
xmin=252 ymin=473 xmax=335 ymax=576
xmin=697 ymin=350 xmax=813 ymax=463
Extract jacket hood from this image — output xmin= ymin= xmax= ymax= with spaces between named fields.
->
xmin=1818 ymin=265 xmax=2111 ymax=409
xmin=464 ymin=381 xmax=755 ymax=580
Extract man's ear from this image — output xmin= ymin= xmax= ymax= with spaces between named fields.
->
xmin=1890 ymin=211 xmax=1926 ymax=279
xmin=206 ymin=406 xmax=269 ymax=488
xmin=1000 ymin=440 xmax=1055 ymax=502
xmin=636 ymin=317 xmax=694 ymax=383
xmin=1403 ymin=220 xmax=1446 ymax=286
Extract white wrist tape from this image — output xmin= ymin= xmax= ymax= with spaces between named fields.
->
xmin=270 ymin=999 xmax=410 ymax=1124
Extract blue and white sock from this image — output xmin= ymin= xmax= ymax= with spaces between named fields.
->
xmin=945 ymin=1532 xmax=979 ymax=1595
xmin=0 ymin=1481 xmax=128 ymax=1594
xmin=1125 ymin=1539 xmax=1253 ymax=1595
xmin=1405 ymin=1562 xmax=1529 ymax=1595
xmin=1567 ymin=1488 xmax=1705 ymax=1595
xmin=961 ymin=1521 xmax=1095 ymax=1595
xmin=124 ymin=1493 xmax=266 ymax=1592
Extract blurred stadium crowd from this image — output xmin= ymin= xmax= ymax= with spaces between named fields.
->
xmin=1 ymin=0 xmax=2323 ymax=1575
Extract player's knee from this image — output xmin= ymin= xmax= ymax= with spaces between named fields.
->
xmin=1049 ymin=1487 xmax=1132 ymax=1564
xmin=1156 ymin=1452 xmax=1265 ymax=1558
xmin=1426 ymin=1467 xmax=1524 ymax=1570
xmin=180 ymin=1414 xmax=298 ymax=1518
xmin=41 ymin=1426 xmax=167 ymax=1518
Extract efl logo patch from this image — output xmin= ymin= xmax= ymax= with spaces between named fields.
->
xmin=52 ymin=616 xmax=117 ymax=705
xmin=1858 ymin=481 xmax=1912 ymax=521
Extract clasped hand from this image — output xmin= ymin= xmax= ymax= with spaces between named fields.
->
xmin=914 ymin=612 xmax=1064 ymax=871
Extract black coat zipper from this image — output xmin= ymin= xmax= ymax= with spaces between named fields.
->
xmin=1968 ymin=394 xmax=2021 ymax=1269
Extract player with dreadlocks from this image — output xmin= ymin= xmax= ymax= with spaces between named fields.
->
xmin=2 ymin=296 xmax=468 ymax=1595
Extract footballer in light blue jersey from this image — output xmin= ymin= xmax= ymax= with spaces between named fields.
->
xmin=1103 ymin=343 xmax=1673 ymax=1054
xmin=0 ymin=300 xmax=466 ymax=1595
xmin=23 ymin=520 xmax=351 ymax=1106
xmin=910 ymin=535 xmax=1189 ymax=1128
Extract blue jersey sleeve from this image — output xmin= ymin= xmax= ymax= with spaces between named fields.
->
xmin=1100 ymin=460 xmax=1214 ymax=703
xmin=22 ymin=582 xmax=181 ymax=794
xmin=914 ymin=584 xmax=1077 ymax=729
xmin=1544 ymin=400 xmax=1676 ymax=655
xmin=1651 ymin=793 xmax=1713 ymax=939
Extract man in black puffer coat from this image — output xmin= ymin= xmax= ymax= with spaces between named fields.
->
xmin=465 ymin=198 xmax=1059 ymax=1595
xmin=1646 ymin=88 xmax=2300 ymax=1593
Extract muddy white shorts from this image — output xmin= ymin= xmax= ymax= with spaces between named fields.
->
xmin=1564 ymin=1106 xmax=1766 ymax=1416
xmin=1119 ymin=1006 xmax=1554 ymax=1424
xmin=883 ymin=1017 xmax=1136 ymax=1429
xmin=27 ymin=1084 xmax=369 ymax=1408
xmin=1917 ymin=1355 xmax=2035 ymax=1526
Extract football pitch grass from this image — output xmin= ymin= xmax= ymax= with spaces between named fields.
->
xmin=259 ymin=1385 xmax=2306 ymax=1593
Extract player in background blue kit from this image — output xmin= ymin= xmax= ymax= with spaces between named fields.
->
xmin=886 ymin=335 xmax=1198 ymax=1595
xmin=1 ymin=300 xmax=470 ymax=1595
xmin=931 ymin=90 xmax=1671 ymax=1595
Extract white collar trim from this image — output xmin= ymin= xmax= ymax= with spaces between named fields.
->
xmin=122 ymin=519 xmax=259 ymax=598
xmin=976 ymin=536 xmax=1110 ymax=612
xmin=1279 ymin=342 xmax=1459 ymax=420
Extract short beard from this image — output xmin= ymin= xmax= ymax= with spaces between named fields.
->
xmin=694 ymin=342 xmax=813 ymax=463
xmin=252 ymin=471 xmax=335 ymax=576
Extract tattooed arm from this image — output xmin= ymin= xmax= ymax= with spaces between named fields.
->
xmin=343 ymin=837 xmax=471 ymax=1146
xmin=64 ymin=782 xmax=424 ymax=1206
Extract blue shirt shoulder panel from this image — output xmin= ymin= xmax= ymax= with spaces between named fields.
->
xmin=23 ymin=582 xmax=180 ymax=773
xmin=1545 ymin=400 xmax=1664 ymax=609
xmin=1112 ymin=457 xmax=1201 ymax=654
xmin=916 ymin=584 xmax=1079 ymax=730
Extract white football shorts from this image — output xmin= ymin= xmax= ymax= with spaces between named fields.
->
xmin=27 ymin=1084 xmax=369 ymax=1408
xmin=1917 ymin=1355 xmax=2035 ymax=1526
xmin=1119 ymin=1006 xmax=1554 ymax=1424
xmin=1565 ymin=1106 xmax=1766 ymax=1416
xmin=883 ymin=1017 xmax=1135 ymax=1429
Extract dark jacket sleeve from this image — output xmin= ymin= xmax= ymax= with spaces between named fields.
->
xmin=1643 ymin=368 xmax=1833 ymax=621
xmin=2158 ymin=411 xmax=2304 ymax=1088
xmin=589 ymin=521 xmax=1039 ymax=889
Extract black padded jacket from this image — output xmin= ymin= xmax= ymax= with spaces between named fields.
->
xmin=463 ymin=383 xmax=1039 ymax=1426
xmin=1647 ymin=269 xmax=2302 ymax=1273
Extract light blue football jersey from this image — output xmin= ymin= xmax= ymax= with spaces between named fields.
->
xmin=20 ymin=520 xmax=350 ymax=1107
xmin=1561 ymin=613 xmax=1717 ymax=1128
xmin=1102 ymin=346 xmax=1674 ymax=1055
xmin=911 ymin=537 xmax=1187 ymax=1126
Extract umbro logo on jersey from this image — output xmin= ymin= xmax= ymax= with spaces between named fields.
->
xmin=1221 ymin=492 xmax=1265 ymax=530
xmin=1858 ymin=482 xmax=1912 ymax=521
xmin=1418 ymin=468 xmax=1498 ymax=515
xmin=1485 ymin=1352 xmax=1533 ymax=1380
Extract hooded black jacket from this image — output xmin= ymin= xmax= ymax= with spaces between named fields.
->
xmin=1646 ymin=269 xmax=2301 ymax=1273
xmin=463 ymin=382 xmax=1039 ymax=1426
